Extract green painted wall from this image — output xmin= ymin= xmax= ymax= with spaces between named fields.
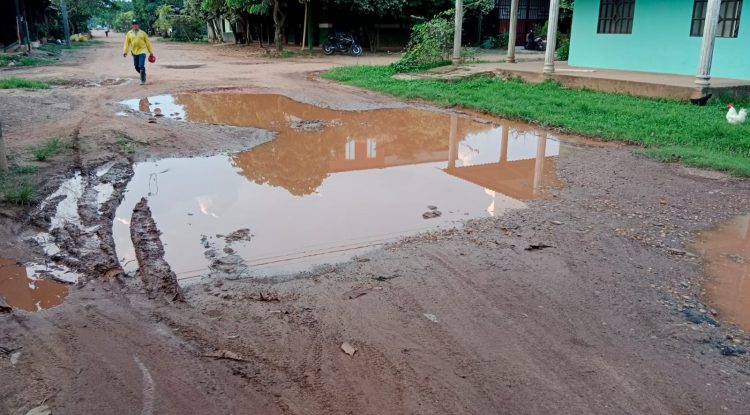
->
xmin=569 ymin=0 xmax=750 ymax=80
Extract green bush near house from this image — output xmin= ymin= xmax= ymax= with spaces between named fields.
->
xmin=324 ymin=65 xmax=750 ymax=177
xmin=557 ymin=36 xmax=570 ymax=61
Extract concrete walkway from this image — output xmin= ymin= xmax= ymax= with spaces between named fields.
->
xmin=395 ymin=58 xmax=750 ymax=100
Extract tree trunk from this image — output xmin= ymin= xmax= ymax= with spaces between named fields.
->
xmin=245 ymin=15 xmax=251 ymax=45
xmin=212 ymin=18 xmax=223 ymax=43
xmin=273 ymin=0 xmax=286 ymax=51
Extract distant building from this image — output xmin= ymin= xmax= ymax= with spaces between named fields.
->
xmin=496 ymin=0 xmax=550 ymax=44
xmin=568 ymin=0 xmax=749 ymax=80
xmin=1 ymin=0 xmax=51 ymax=51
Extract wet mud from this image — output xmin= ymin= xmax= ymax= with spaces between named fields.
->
xmin=130 ymin=198 xmax=184 ymax=301
xmin=3 ymin=35 xmax=750 ymax=415
xmin=695 ymin=214 xmax=750 ymax=330
xmin=28 ymin=161 xmax=134 ymax=282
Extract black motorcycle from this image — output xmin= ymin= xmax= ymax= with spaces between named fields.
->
xmin=322 ymin=32 xmax=363 ymax=56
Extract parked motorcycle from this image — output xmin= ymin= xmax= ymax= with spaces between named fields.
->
xmin=524 ymin=31 xmax=546 ymax=51
xmin=322 ymin=32 xmax=363 ymax=56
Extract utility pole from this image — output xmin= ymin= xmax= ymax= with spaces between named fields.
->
xmin=60 ymin=0 xmax=71 ymax=47
xmin=452 ymin=0 xmax=463 ymax=65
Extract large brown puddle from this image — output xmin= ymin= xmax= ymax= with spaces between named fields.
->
xmin=117 ymin=94 xmax=569 ymax=279
xmin=0 ymin=258 xmax=69 ymax=311
xmin=694 ymin=214 xmax=750 ymax=330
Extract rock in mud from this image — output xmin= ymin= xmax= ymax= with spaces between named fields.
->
xmin=718 ymin=344 xmax=746 ymax=356
xmin=130 ymin=198 xmax=184 ymax=302
xmin=422 ymin=210 xmax=442 ymax=219
xmin=683 ymin=308 xmax=720 ymax=327
xmin=224 ymin=228 xmax=253 ymax=244
xmin=0 ymin=297 xmax=11 ymax=313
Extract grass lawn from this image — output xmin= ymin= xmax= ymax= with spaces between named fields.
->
xmin=324 ymin=65 xmax=750 ymax=177
xmin=0 ymin=77 xmax=52 ymax=89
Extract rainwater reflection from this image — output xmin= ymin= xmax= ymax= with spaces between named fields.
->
xmin=116 ymin=94 xmax=568 ymax=279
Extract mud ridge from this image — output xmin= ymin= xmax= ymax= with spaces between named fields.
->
xmin=28 ymin=160 xmax=134 ymax=281
xmin=130 ymin=197 xmax=184 ymax=302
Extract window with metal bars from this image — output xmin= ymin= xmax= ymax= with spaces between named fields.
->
xmin=690 ymin=0 xmax=743 ymax=37
xmin=597 ymin=0 xmax=636 ymax=34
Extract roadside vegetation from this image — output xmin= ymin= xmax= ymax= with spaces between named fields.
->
xmin=31 ymin=138 xmax=63 ymax=161
xmin=324 ymin=65 xmax=750 ymax=176
xmin=0 ymin=54 xmax=54 ymax=68
xmin=0 ymin=166 xmax=38 ymax=205
xmin=0 ymin=77 xmax=52 ymax=90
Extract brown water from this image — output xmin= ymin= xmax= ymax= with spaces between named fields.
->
xmin=694 ymin=214 xmax=750 ymax=330
xmin=116 ymin=93 xmax=568 ymax=279
xmin=0 ymin=258 xmax=69 ymax=311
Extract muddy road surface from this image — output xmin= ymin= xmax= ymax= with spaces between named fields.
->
xmin=1 ymin=33 xmax=750 ymax=415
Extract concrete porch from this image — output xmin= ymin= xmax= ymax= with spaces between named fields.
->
xmin=395 ymin=60 xmax=750 ymax=101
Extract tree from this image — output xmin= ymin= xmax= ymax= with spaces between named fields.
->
xmin=185 ymin=0 xmax=226 ymax=42
xmin=331 ymin=0 xmax=404 ymax=51
xmin=154 ymin=4 xmax=174 ymax=36
xmin=51 ymin=0 xmax=114 ymax=33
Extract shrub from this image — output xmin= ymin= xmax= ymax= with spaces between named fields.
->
xmin=557 ymin=35 xmax=570 ymax=60
xmin=2 ymin=180 xmax=36 ymax=205
xmin=392 ymin=12 xmax=454 ymax=73
xmin=171 ymin=16 xmax=206 ymax=42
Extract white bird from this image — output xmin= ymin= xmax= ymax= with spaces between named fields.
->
xmin=726 ymin=103 xmax=748 ymax=125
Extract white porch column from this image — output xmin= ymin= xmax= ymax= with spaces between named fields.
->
xmin=506 ymin=0 xmax=520 ymax=63
xmin=452 ymin=0 xmax=464 ymax=65
xmin=695 ymin=0 xmax=721 ymax=90
xmin=533 ymin=134 xmax=548 ymax=193
xmin=448 ymin=114 xmax=459 ymax=169
xmin=543 ymin=0 xmax=561 ymax=73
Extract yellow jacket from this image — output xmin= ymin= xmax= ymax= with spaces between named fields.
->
xmin=123 ymin=30 xmax=153 ymax=55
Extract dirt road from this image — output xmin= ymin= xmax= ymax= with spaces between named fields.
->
xmin=1 ymin=33 xmax=749 ymax=415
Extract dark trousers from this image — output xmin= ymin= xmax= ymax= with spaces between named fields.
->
xmin=132 ymin=53 xmax=146 ymax=74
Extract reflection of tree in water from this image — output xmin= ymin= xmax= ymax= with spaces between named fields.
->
xmin=232 ymin=134 xmax=346 ymax=197
xmin=174 ymin=93 xmax=490 ymax=196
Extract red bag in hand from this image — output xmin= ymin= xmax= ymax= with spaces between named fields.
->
xmin=148 ymin=54 xmax=156 ymax=63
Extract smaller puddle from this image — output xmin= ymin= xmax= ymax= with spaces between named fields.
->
xmin=694 ymin=214 xmax=750 ymax=330
xmin=0 ymin=258 xmax=69 ymax=312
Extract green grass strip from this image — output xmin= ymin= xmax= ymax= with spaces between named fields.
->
xmin=323 ymin=65 xmax=750 ymax=177
xmin=0 ymin=77 xmax=51 ymax=89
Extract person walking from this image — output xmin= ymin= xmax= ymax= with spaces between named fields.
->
xmin=123 ymin=19 xmax=154 ymax=85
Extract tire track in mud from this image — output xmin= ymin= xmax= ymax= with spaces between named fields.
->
xmin=133 ymin=355 xmax=155 ymax=415
xmin=418 ymin=244 xmax=610 ymax=413
xmin=419 ymin=241 xmax=676 ymax=414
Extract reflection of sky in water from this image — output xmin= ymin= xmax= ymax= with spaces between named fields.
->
xmin=113 ymin=95 xmax=564 ymax=280
xmin=113 ymin=155 xmax=528 ymax=280
xmin=458 ymin=128 xmax=560 ymax=167
xmin=120 ymin=95 xmax=187 ymax=119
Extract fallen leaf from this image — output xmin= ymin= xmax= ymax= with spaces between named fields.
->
xmin=341 ymin=342 xmax=357 ymax=356
xmin=423 ymin=313 xmax=439 ymax=323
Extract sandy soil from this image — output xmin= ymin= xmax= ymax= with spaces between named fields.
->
xmin=1 ymin=32 xmax=750 ymax=415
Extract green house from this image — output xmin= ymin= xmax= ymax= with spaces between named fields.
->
xmin=503 ymin=0 xmax=748 ymax=94
xmin=568 ymin=0 xmax=748 ymax=81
